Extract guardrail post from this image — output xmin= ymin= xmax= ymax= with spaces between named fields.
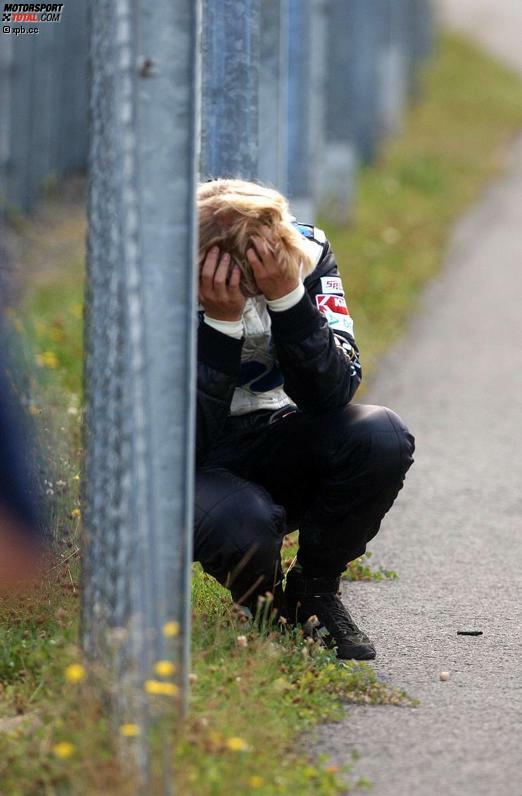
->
xmin=258 ymin=0 xmax=289 ymax=192
xmin=377 ymin=0 xmax=409 ymax=138
xmin=201 ymin=0 xmax=261 ymax=180
xmin=320 ymin=0 xmax=359 ymax=224
xmin=287 ymin=0 xmax=327 ymax=223
xmin=84 ymin=0 xmax=200 ymax=789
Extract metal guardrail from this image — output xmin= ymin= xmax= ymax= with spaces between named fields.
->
xmin=83 ymin=0 xmax=200 ymax=787
xmin=0 ymin=1 xmax=432 ymax=220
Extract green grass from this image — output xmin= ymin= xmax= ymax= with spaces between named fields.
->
xmin=0 ymin=575 xmax=406 ymax=795
xmin=2 ymin=32 xmax=522 ymax=795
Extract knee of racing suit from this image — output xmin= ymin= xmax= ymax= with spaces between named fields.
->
xmin=194 ymin=479 xmax=286 ymax=608
xmin=317 ymin=403 xmax=415 ymax=485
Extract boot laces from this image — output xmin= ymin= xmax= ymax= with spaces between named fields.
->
xmin=315 ymin=593 xmax=361 ymax=638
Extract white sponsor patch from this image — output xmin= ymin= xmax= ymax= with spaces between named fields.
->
xmin=320 ymin=276 xmax=344 ymax=295
xmin=315 ymin=294 xmax=354 ymax=335
xmin=329 ymin=314 xmax=354 ymax=335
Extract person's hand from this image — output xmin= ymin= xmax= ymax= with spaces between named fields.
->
xmin=199 ymin=246 xmax=247 ymax=321
xmin=246 ymin=226 xmax=300 ymax=301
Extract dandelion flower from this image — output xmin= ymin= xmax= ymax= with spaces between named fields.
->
xmin=120 ymin=723 xmax=140 ymax=737
xmin=249 ymin=776 xmax=264 ymax=788
xmin=226 ymin=736 xmax=249 ymax=752
xmin=153 ymin=660 xmax=176 ymax=677
xmin=36 ymin=351 xmax=59 ymax=369
xmin=144 ymin=679 xmax=179 ymax=696
xmin=162 ymin=620 xmax=180 ymax=638
xmin=71 ymin=508 xmax=81 ymax=519
xmin=53 ymin=741 xmax=75 ymax=759
xmin=65 ymin=663 xmax=86 ymax=683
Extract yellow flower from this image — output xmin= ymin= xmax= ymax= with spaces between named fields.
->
xmin=226 ymin=736 xmax=249 ymax=752
xmin=53 ymin=742 xmax=75 ymax=759
xmin=71 ymin=508 xmax=81 ymax=519
xmin=249 ymin=775 xmax=264 ymax=788
xmin=162 ymin=620 xmax=180 ymax=638
xmin=36 ymin=351 xmax=59 ymax=369
xmin=120 ymin=723 xmax=140 ymax=737
xmin=144 ymin=679 xmax=179 ymax=696
xmin=65 ymin=663 xmax=86 ymax=683
xmin=73 ymin=474 xmax=81 ymax=482
xmin=153 ymin=660 xmax=176 ymax=677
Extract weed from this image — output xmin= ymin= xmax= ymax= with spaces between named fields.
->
xmin=343 ymin=552 xmax=398 ymax=583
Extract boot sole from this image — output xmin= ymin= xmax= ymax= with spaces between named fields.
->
xmin=336 ymin=647 xmax=376 ymax=661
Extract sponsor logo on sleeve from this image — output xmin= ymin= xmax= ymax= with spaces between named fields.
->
xmin=315 ymin=294 xmax=354 ymax=335
xmin=320 ymin=276 xmax=344 ymax=295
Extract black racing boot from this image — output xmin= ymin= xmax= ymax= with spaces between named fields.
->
xmin=284 ymin=563 xmax=376 ymax=661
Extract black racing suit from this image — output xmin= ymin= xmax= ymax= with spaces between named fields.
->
xmin=194 ymin=226 xmax=414 ymax=607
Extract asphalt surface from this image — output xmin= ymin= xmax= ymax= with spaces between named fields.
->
xmin=438 ymin=0 xmax=522 ymax=72
xmin=315 ymin=12 xmax=522 ymax=794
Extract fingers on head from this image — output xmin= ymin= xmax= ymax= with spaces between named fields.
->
xmin=246 ymin=245 xmax=262 ymax=267
xmin=229 ymin=264 xmax=241 ymax=289
xmin=214 ymin=250 xmax=230 ymax=279
xmin=200 ymin=245 xmax=219 ymax=282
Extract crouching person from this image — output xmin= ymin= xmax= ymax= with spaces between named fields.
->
xmin=194 ymin=178 xmax=415 ymax=660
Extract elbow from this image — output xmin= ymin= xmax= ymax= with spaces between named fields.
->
xmin=325 ymin=372 xmax=361 ymax=411
xmin=346 ymin=373 xmax=361 ymax=404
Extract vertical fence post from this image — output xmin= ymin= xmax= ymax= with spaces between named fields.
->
xmin=320 ymin=0 xmax=359 ymax=224
xmin=0 ymin=36 xmax=13 ymax=216
xmin=286 ymin=0 xmax=327 ymax=223
xmin=6 ymin=38 xmax=37 ymax=212
xmin=0 ymin=36 xmax=12 ymax=299
xmin=201 ymin=0 xmax=261 ymax=181
xmin=55 ymin=0 xmax=89 ymax=175
xmin=309 ymin=0 xmax=328 ymax=215
xmin=258 ymin=0 xmax=289 ymax=192
xmin=377 ymin=0 xmax=409 ymax=139
xmin=406 ymin=0 xmax=434 ymax=97
xmin=30 ymin=22 xmax=57 ymax=194
xmin=84 ymin=0 xmax=200 ymax=789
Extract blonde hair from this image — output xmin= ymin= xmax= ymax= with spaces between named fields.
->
xmin=197 ymin=178 xmax=315 ymax=296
